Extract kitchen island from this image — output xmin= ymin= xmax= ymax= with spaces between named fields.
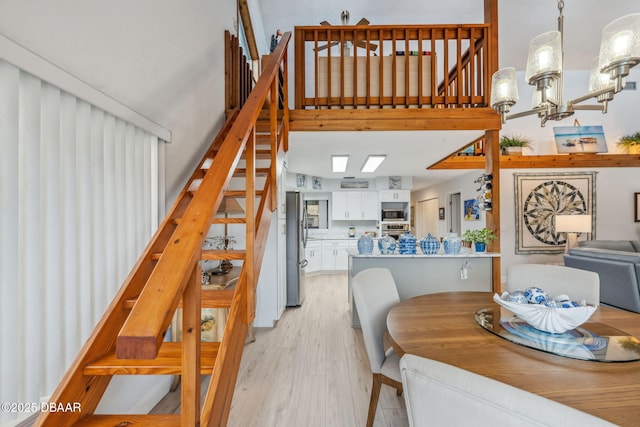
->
xmin=348 ymin=251 xmax=500 ymax=327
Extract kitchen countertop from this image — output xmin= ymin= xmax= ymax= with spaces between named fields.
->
xmin=348 ymin=250 xmax=500 ymax=258
xmin=307 ymin=236 xmax=368 ymax=241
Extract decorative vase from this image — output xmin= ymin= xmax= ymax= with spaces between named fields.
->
xmin=474 ymin=242 xmax=487 ymax=252
xmin=443 ymin=233 xmax=462 ymax=254
xmin=357 ymin=234 xmax=374 ymax=255
xmin=378 ymin=234 xmax=397 ymax=254
xmin=419 ymin=233 xmax=440 ymax=255
xmin=398 ymin=231 xmax=417 ymax=255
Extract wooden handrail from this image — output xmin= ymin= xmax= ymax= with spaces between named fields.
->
xmin=117 ymin=31 xmax=291 ymax=360
xmin=294 ymin=23 xmax=491 ymax=109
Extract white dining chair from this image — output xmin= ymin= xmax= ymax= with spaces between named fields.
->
xmin=351 ymin=267 xmax=402 ymax=427
xmin=506 ymin=264 xmax=600 ymax=306
xmin=400 ymin=354 xmax=615 ymax=427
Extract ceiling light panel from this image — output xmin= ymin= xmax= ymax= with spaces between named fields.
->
xmin=332 ymin=155 xmax=349 ymax=173
xmin=361 ymin=155 xmax=386 ymax=173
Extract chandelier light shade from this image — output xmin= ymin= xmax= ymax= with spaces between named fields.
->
xmin=490 ymin=2 xmax=640 ymax=127
xmin=532 ymin=80 xmax=558 ymax=109
xmin=598 ymin=13 xmax=640 ymax=90
xmin=490 ymin=67 xmax=519 ymax=122
xmin=525 ymin=31 xmax=562 ymax=89
xmin=588 ymin=56 xmax=615 ymax=107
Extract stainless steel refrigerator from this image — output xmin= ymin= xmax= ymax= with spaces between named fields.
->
xmin=286 ymin=191 xmax=308 ymax=306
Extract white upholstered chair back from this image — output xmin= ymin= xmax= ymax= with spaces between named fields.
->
xmin=400 ymin=354 xmax=615 ymax=427
xmin=506 ymin=264 xmax=600 ymax=306
xmin=352 ymin=267 xmax=400 ymax=373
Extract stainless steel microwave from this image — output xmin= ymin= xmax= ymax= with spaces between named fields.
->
xmin=381 ymin=208 xmax=406 ymax=221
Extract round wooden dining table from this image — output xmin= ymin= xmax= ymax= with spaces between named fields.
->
xmin=386 ymin=291 xmax=640 ymax=426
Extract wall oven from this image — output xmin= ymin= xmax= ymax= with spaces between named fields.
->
xmin=381 ymin=223 xmax=409 ymax=237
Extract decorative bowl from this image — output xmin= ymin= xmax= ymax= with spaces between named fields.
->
xmin=493 ymin=293 xmax=597 ymax=334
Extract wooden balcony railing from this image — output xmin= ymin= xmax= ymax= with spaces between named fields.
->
xmin=294 ymin=24 xmax=492 ymax=110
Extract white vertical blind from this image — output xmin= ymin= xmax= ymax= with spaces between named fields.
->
xmin=0 ymin=58 xmax=161 ymax=424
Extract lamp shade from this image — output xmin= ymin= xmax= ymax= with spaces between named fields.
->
xmin=599 ymin=13 xmax=640 ymax=74
xmin=555 ymin=214 xmax=592 ymax=233
xmin=525 ymin=31 xmax=562 ymax=85
xmin=490 ymin=67 xmax=519 ymax=108
xmin=217 ymin=197 xmax=244 ymax=214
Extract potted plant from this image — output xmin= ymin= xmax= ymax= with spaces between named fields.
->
xmin=461 ymin=228 xmax=497 ymax=253
xmin=618 ymin=131 xmax=640 ymax=154
xmin=499 ymin=134 xmax=532 ymax=156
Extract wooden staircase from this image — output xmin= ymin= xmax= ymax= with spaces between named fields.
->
xmin=34 ymin=32 xmax=291 ymax=427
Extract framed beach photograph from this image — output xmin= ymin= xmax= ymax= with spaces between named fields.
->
xmin=553 ymin=125 xmax=607 ymax=154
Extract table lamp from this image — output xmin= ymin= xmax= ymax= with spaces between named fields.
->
xmin=555 ymin=214 xmax=592 ymax=254
xmin=210 ymin=197 xmax=245 ymax=275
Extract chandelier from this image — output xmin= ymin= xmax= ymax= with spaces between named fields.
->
xmin=491 ymin=1 xmax=640 ymax=126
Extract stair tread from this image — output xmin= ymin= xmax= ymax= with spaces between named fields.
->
xmin=150 ymin=249 xmax=245 ymax=261
xmin=224 ymin=190 xmax=264 ymax=197
xmin=212 ymin=217 xmax=246 ymax=224
xmin=123 ymin=289 xmax=234 ymax=310
xmin=83 ymin=342 xmax=219 ymax=375
xmin=72 ymin=414 xmax=181 ymax=426
xmin=201 ymin=249 xmax=246 ymax=260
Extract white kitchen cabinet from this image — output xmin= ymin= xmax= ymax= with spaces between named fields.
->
xmin=304 ymin=240 xmax=322 ymax=273
xmin=379 ymin=189 xmax=410 ymax=202
xmin=321 ymin=239 xmax=355 ymax=270
xmin=361 ymin=192 xmax=379 ymax=220
xmin=332 ymin=191 xmax=378 ymax=220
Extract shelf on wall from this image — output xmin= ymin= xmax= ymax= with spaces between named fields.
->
xmin=427 ymin=153 xmax=640 ymax=170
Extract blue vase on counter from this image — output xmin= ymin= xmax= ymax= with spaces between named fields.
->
xmin=443 ymin=233 xmax=462 ymax=254
xmin=398 ymin=231 xmax=417 ymax=255
xmin=378 ymin=234 xmax=397 ymax=254
xmin=357 ymin=234 xmax=374 ymax=254
xmin=419 ymin=233 xmax=440 ymax=255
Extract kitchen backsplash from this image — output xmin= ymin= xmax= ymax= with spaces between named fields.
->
xmin=308 ymin=221 xmax=380 ymax=239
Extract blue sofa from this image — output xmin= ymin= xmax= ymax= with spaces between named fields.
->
xmin=563 ymin=240 xmax=640 ymax=313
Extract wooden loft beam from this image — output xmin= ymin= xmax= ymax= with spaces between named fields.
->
xmin=289 ymin=108 xmax=502 ymax=132
xmin=428 ymin=153 xmax=640 ymax=170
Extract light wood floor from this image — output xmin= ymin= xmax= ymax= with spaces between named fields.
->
xmin=152 ymin=272 xmax=408 ymax=426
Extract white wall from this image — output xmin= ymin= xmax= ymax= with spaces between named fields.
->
xmin=0 ymin=0 xmax=237 ymax=209
xmin=412 ymin=171 xmax=486 ymax=237
xmin=500 ymin=69 xmax=640 ymax=154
